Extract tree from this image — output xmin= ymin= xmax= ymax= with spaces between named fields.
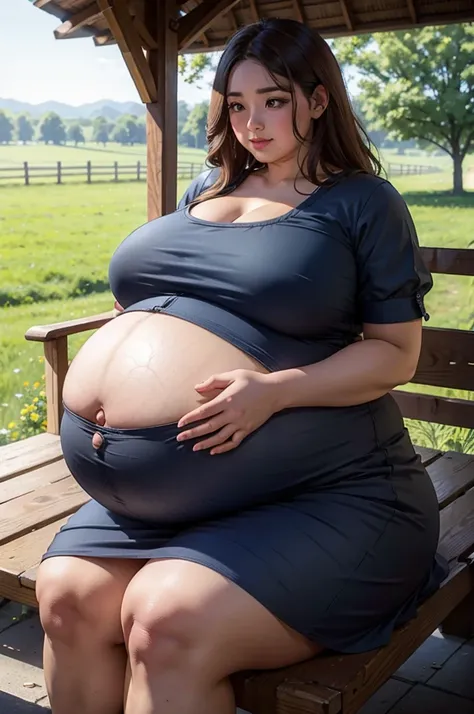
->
xmin=92 ymin=116 xmax=113 ymax=146
xmin=334 ymin=24 xmax=474 ymax=194
xmin=111 ymin=115 xmax=142 ymax=145
xmin=178 ymin=52 xmax=219 ymax=85
xmin=15 ymin=114 xmax=34 ymax=143
xmin=67 ymin=123 xmax=85 ymax=146
xmin=182 ymin=101 xmax=209 ymax=149
xmin=38 ymin=112 xmax=66 ymax=145
xmin=0 ymin=111 xmax=14 ymax=144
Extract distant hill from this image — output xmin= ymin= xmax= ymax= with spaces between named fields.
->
xmin=0 ymin=98 xmax=146 ymax=119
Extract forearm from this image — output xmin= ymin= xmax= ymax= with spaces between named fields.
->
xmin=270 ymin=338 xmax=417 ymax=410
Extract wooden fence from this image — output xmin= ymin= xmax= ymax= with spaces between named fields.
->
xmin=0 ymin=160 xmax=441 ymax=186
xmin=0 ymin=161 xmax=205 ymax=186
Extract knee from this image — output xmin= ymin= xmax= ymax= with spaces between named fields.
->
xmin=36 ymin=558 xmax=115 ymax=645
xmin=122 ymin=583 xmax=202 ymax=670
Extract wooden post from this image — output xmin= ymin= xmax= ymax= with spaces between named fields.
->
xmin=137 ymin=160 xmax=141 ymax=180
xmin=114 ymin=161 xmax=119 ymax=181
xmin=57 ymin=161 xmax=62 ymax=184
xmin=145 ymin=0 xmax=178 ymax=220
xmin=87 ymin=160 xmax=92 ymax=183
xmin=44 ymin=337 xmax=68 ymax=435
xmin=24 ymin=161 xmax=29 ymax=186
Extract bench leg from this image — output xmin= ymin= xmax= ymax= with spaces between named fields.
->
xmin=441 ymin=591 xmax=474 ymax=639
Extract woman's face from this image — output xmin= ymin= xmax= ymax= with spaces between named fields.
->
xmin=226 ymin=59 xmax=324 ymax=167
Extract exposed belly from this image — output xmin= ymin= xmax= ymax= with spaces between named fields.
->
xmin=63 ymin=311 xmax=268 ymax=428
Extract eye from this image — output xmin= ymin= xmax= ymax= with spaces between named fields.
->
xmin=227 ymin=102 xmax=244 ymax=112
xmin=266 ymin=98 xmax=288 ymax=108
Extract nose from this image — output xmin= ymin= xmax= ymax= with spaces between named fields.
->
xmin=247 ymin=110 xmax=264 ymax=133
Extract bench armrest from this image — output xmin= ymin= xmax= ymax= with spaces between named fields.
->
xmin=25 ymin=311 xmax=115 ymax=342
xmin=25 ymin=310 xmax=116 ymax=435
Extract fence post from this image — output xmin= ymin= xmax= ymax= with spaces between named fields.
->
xmin=87 ymin=160 xmax=91 ymax=183
xmin=114 ymin=161 xmax=118 ymax=182
xmin=57 ymin=161 xmax=62 ymax=185
xmin=24 ymin=161 xmax=29 ymax=186
xmin=137 ymin=161 xmax=141 ymax=181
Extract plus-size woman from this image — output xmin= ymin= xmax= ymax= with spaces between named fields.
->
xmin=36 ymin=18 xmax=448 ymax=714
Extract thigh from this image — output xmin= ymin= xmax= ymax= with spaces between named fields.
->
xmin=122 ymin=557 xmax=321 ymax=676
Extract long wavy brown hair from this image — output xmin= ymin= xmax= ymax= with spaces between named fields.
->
xmin=192 ymin=18 xmax=381 ymax=204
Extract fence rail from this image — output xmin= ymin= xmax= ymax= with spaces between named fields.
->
xmin=0 ymin=160 xmax=442 ymax=186
xmin=0 ymin=161 xmax=205 ymax=185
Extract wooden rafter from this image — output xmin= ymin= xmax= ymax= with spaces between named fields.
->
xmin=97 ymin=0 xmax=157 ymax=103
xmin=248 ymin=0 xmax=260 ymax=23
xmin=339 ymin=0 xmax=354 ymax=31
xmin=33 ymin=0 xmax=54 ymax=8
xmin=133 ymin=15 xmax=158 ymax=50
xmin=228 ymin=8 xmax=239 ymax=32
xmin=93 ymin=34 xmax=116 ymax=46
xmin=407 ymin=0 xmax=418 ymax=24
xmin=53 ymin=2 xmax=101 ymax=39
xmin=177 ymin=0 xmax=242 ymax=51
xmin=292 ymin=0 xmax=305 ymax=24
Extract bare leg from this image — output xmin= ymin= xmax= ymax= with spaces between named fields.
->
xmin=122 ymin=559 xmax=321 ymax=714
xmin=37 ymin=555 xmax=144 ymax=714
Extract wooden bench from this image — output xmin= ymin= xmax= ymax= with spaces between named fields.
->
xmin=1 ymin=245 xmax=473 ymax=714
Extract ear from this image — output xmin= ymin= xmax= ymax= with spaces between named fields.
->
xmin=310 ymin=85 xmax=329 ymax=119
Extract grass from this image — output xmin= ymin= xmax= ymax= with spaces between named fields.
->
xmin=0 ymin=157 xmax=473 ymax=448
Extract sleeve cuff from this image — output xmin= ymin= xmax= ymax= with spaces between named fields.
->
xmin=362 ymin=295 xmax=430 ymax=324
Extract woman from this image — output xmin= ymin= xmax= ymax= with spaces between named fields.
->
xmin=36 ymin=18 xmax=448 ymax=714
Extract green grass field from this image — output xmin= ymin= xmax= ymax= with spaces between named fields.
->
xmin=1 ymin=152 xmax=473 ymax=450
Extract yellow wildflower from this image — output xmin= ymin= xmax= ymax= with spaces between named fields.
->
xmin=30 ymin=413 xmax=40 ymax=423
xmin=12 ymin=431 xmax=19 ymax=439
xmin=33 ymin=397 xmax=39 ymax=404
xmin=34 ymin=381 xmax=40 ymax=389
xmin=23 ymin=381 xmax=30 ymax=387
xmin=39 ymin=357 xmax=45 ymax=364
xmin=39 ymin=390 xmax=46 ymax=398
xmin=7 ymin=421 xmax=16 ymax=429
xmin=41 ymin=420 xmax=47 ymax=428
xmin=20 ymin=408 xmax=27 ymax=416
xmin=27 ymin=405 xmax=35 ymax=413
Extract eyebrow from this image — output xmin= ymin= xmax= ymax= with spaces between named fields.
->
xmin=226 ymin=85 xmax=290 ymax=97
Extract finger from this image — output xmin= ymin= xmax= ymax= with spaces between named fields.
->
xmin=193 ymin=424 xmax=238 ymax=451
xmin=210 ymin=429 xmax=246 ymax=455
xmin=195 ymin=374 xmax=231 ymax=392
xmin=177 ymin=414 xmax=229 ymax=442
xmin=178 ymin=400 xmax=225 ymax=428
xmin=114 ymin=300 xmax=124 ymax=312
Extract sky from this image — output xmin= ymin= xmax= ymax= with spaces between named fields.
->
xmin=0 ymin=0 xmax=215 ymax=106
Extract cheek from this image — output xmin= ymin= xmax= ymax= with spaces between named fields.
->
xmin=230 ymin=114 xmax=246 ymax=137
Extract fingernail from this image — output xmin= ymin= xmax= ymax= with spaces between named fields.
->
xmin=193 ymin=444 xmax=201 ymax=452
xmin=176 ymin=434 xmax=184 ymax=442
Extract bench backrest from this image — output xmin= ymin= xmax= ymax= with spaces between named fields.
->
xmin=393 ymin=247 xmax=474 ymax=429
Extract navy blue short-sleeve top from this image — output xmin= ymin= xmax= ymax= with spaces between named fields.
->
xmin=109 ymin=169 xmax=432 ymax=350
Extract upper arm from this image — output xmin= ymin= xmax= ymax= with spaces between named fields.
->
xmin=353 ymin=180 xmax=431 ymax=379
xmin=354 ymin=180 xmax=432 ymax=325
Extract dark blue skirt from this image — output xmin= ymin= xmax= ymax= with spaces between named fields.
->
xmin=43 ymin=396 xmax=448 ymax=654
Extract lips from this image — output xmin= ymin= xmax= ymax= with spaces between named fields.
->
xmin=250 ymin=139 xmax=272 ymax=148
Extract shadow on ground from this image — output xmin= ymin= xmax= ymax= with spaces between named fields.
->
xmin=403 ymin=190 xmax=474 ymax=211
xmin=0 ymin=691 xmax=50 ymax=714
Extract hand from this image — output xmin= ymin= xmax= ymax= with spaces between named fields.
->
xmin=114 ymin=300 xmax=124 ymax=312
xmin=177 ymin=370 xmax=279 ymax=455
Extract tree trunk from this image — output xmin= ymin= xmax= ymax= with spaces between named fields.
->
xmin=452 ymin=151 xmax=464 ymax=195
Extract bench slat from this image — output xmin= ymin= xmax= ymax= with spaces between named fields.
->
xmin=0 ymin=519 xmax=68 ymax=606
xmin=413 ymin=446 xmax=442 ymax=466
xmin=0 ymin=432 xmax=62 ymax=482
xmin=0 ymin=476 xmax=89 ymax=546
xmin=0 ymin=459 xmax=70 ymax=505
xmin=439 ymin=486 xmax=474 ymax=564
xmin=427 ymin=451 xmax=474 ymax=509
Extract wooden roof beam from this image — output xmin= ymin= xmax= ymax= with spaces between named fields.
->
xmin=53 ymin=2 xmax=101 ymax=39
xmin=407 ymin=0 xmax=418 ymax=24
xmin=33 ymin=0 xmax=54 ymax=8
xmin=248 ymin=0 xmax=260 ymax=23
xmin=93 ymin=34 xmax=116 ymax=46
xmin=97 ymin=0 xmax=157 ymax=102
xmin=339 ymin=0 xmax=354 ymax=31
xmin=177 ymin=0 xmax=242 ymax=51
xmin=292 ymin=0 xmax=305 ymax=24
